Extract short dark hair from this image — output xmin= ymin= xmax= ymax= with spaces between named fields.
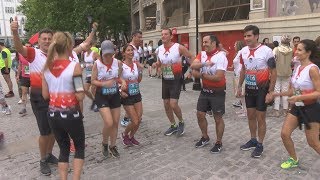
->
xmin=162 ymin=28 xmax=172 ymax=35
xmin=244 ymin=25 xmax=260 ymax=35
xmin=204 ymin=34 xmax=220 ymax=46
xmin=293 ymin=36 xmax=300 ymax=41
xmin=157 ymin=39 xmax=162 ymax=46
xmin=262 ymin=38 xmax=269 ymax=43
xmin=0 ymin=42 xmax=5 ymax=46
xmin=131 ymin=30 xmax=142 ymax=37
xmin=38 ymin=28 xmax=53 ymax=38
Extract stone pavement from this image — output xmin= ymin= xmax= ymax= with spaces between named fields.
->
xmin=0 ymin=71 xmax=319 ymax=180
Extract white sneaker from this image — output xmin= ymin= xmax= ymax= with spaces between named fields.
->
xmin=5 ymin=106 xmax=11 ymax=115
xmin=18 ymin=99 xmax=23 ymax=104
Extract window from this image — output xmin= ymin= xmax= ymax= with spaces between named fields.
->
xmin=5 ymin=0 xmax=14 ymax=2
xmin=5 ymin=7 xmax=15 ymax=14
xmin=203 ymin=0 xmax=250 ymax=24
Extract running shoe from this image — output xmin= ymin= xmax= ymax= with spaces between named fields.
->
xmin=4 ymin=91 xmax=14 ymax=98
xmin=19 ymin=108 xmax=27 ymax=117
xmin=40 ymin=160 xmax=51 ymax=176
xmin=195 ymin=137 xmax=210 ymax=148
xmin=130 ymin=136 xmax=140 ymax=146
xmin=232 ymin=101 xmax=242 ymax=107
xmin=4 ymin=106 xmax=11 ymax=115
xmin=109 ymin=146 xmax=120 ymax=158
xmin=164 ymin=125 xmax=178 ymax=136
xmin=281 ymin=157 xmax=299 ymax=169
xmin=122 ymin=133 xmax=133 ymax=146
xmin=210 ymin=143 xmax=223 ymax=154
xmin=120 ymin=117 xmax=130 ymax=127
xmin=102 ymin=143 xmax=109 ymax=158
xmin=251 ymin=143 xmax=263 ymax=158
xmin=46 ymin=153 xmax=58 ymax=165
xmin=240 ymin=138 xmax=258 ymax=151
xmin=176 ymin=121 xmax=185 ymax=136
xmin=17 ymin=99 xmax=23 ymax=104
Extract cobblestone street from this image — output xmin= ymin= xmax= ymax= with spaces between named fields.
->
xmin=0 ymin=72 xmax=319 ymax=180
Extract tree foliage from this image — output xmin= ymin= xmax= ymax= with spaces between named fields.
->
xmin=18 ymin=0 xmax=130 ymax=42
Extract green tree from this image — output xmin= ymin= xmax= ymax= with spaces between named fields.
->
xmin=18 ymin=0 xmax=130 ymax=43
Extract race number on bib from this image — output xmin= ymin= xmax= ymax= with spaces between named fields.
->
xmin=162 ymin=66 xmax=174 ymax=80
xmin=245 ymin=74 xmax=258 ymax=90
xmin=24 ymin=66 xmax=30 ymax=75
xmin=101 ymin=83 xmax=118 ymax=95
xmin=128 ymin=82 xmax=140 ymax=96
xmin=85 ymin=66 xmax=92 ymax=76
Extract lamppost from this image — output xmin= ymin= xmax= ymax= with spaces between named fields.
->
xmin=87 ymin=15 xmax=93 ymax=37
xmin=192 ymin=0 xmax=201 ymax=91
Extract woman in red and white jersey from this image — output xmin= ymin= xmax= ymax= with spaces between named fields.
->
xmin=273 ymin=39 xmax=320 ymax=169
xmin=120 ymin=44 xmax=143 ymax=146
xmin=91 ymin=40 xmax=126 ymax=158
xmin=42 ymin=32 xmax=85 ymax=180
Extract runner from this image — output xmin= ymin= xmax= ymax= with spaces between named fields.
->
xmin=16 ymin=43 xmax=32 ymax=116
xmin=0 ymin=42 xmax=14 ymax=97
xmin=82 ymin=42 xmax=99 ymax=112
xmin=120 ymin=44 xmax=143 ymax=146
xmin=236 ymin=25 xmax=276 ymax=158
xmin=154 ymin=28 xmax=193 ymax=136
xmin=42 ymin=31 xmax=85 ymax=180
xmin=121 ymin=30 xmax=143 ymax=127
xmin=91 ymin=40 xmax=126 ymax=158
xmin=272 ymin=39 xmax=320 ymax=169
xmin=11 ymin=24 xmax=58 ymax=175
xmin=191 ymin=35 xmax=228 ymax=153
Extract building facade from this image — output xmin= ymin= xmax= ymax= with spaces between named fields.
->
xmin=131 ymin=0 xmax=320 ymax=69
xmin=0 ymin=0 xmax=26 ymax=47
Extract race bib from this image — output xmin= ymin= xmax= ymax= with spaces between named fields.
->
xmin=101 ymin=83 xmax=118 ymax=95
xmin=162 ymin=66 xmax=174 ymax=80
xmin=24 ymin=66 xmax=30 ymax=75
xmin=294 ymin=89 xmax=305 ymax=106
xmin=85 ymin=67 xmax=92 ymax=76
xmin=128 ymin=82 xmax=140 ymax=96
xmin=245 ymin=74 xmax=258 ymax=90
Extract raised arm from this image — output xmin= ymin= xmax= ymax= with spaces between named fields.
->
xmin=11 ymin=16 xmax=28 ymax=57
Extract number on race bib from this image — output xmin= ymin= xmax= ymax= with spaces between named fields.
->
xmin=128 ymin=82 xmax=140 ymax=96
xmin=24 ymin=66 xmax=30 ymax=75
xmin=162 ymin=66 xmax=174 ymax=80
xmin=245 ymin=74 xmax=258 ymax=90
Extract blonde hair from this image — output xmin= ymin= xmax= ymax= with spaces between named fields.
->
xmin=44 ymin=31 xmax=73 ymax=70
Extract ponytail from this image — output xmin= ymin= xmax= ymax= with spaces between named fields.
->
xmin=44 ymin=41 xmax=57 ymax=70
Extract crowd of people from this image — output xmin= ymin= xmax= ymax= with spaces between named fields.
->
xmin=0 ymin=18 xmax=319 ymax=179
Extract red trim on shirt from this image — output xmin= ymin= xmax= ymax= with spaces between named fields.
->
xmin=50 ymin=60 xmax=71 ymax=77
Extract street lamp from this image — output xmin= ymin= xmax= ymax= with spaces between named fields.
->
xmin=87 ymin=15 xmax=93 ymax=36
xmin=192 ymin=0 xmax=201 ymax=91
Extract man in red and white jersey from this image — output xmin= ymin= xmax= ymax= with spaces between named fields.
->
xmin=191 ymin=35 xmax=228 ymax=153
xmin=154 ymin=28 xmax=193 ymax=137
xmin=237 ymin=25 xmax=277 ymax=158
